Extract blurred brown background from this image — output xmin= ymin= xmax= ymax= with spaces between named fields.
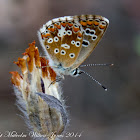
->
xmin=1 ymin=0 xmax=140 ymax=139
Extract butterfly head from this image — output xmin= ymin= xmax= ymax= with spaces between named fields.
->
xmin=70 ymin=68 xmax=83 ymax=77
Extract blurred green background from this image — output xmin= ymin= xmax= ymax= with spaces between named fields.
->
xmin=1 ymin=0 xmax=140 ymax=139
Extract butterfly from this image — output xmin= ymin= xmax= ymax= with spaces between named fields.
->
xmin=38 ymin=15 xmax=109 ymax=77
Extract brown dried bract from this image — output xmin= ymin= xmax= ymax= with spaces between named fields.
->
xmin=9 ymin=71 xmax=23 ymax=87
xmin=14 ymin=58 xmax=27 ymax=74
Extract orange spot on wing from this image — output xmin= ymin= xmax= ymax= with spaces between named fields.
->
xmin=14 ymin=58 xmax=27 ymax=74
xmin=41 ymin=33 xmax=51 ymax=38
xmin=78 ymin=32 xmax=82 ymax=37
xmin=73 ymin=27 xmax=79 ymax=32
xmin=9 ymin=71 xmax=23 ymax=87
xmin=99 ymin=24 xmax=105 ymax=29
xmin=61 ymin=22 xmax=66 ymax=27
xmin=93 ymin=21 xmax=99 ymax=26
xmin=68 ymin=23 xmax=73 ymax=27
xmin=48 ymin=28 xmax=55 ymax=32
xmin=87 ymin=20 xmax=93 ymax=25
xmin=80 ymin=21 xmax=87 ymax=26
xmin=54 ymin=24 xmax=61 ymax=29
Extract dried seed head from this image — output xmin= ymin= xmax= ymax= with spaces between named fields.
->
xmin=10 ymin=41 xmax=68 ymax=140
xmin=28 ymin=92 xmax=67 ymax=138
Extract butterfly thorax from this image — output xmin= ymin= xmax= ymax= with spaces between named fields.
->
xmin=49 ymin=62 xmax=80 ymax=77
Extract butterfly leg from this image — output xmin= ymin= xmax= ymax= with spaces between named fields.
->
xmin=48 ymin=75 xmax=64 ymax=88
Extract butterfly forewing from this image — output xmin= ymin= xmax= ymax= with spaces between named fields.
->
xmin=58 ymin=20 xmax=83 ymax=68
xmin=71 ymin=15 xmax=109 ymax=69
xmin=38 ymin=16 xmax=83 ymax=68
xmin=39 ymin=21 xmax=62 ymax=66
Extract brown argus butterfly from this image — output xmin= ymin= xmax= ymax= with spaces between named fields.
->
xmin=38 ymin=15 xmax=109 ymax=79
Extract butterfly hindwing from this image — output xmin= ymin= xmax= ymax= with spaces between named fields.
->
xmin=38 ymin=16 xmax=83 ymax=68
xmin=71 ymin=15 xmax=109 ymax=69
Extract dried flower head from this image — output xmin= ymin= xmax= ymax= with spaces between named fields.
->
xmin=10 ymin=41 xmax=68 ymax=140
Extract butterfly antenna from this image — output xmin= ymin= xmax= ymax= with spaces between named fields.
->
xmin=80 ymin=63 xmax=114 ymax=67
xmin=80 ymin=70 xmax=107 ymax=91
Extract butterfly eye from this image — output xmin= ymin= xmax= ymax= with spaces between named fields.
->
xmin=47 ymin=38 xmax=53 ymax=43
xmin=67 ymin=30 xmax=72 ymax=35
xmin=75 ymin=41 xmax=81 ymax=47
xmin=54 ymin=36 xmax=59 ymax=42
xmin=92 ymin=35 xmax=97 ymax=40
xmin=69 ymin=53 xmax=75 ymax=58
xmin=46 ymin=45 xmax=50 ymax=49
xmin=54 ymin=48 xmax=59 ymax=54
xmin=60 ymin=50 xmax=66 ymax=55
xmin=71 ymin=40 xmax=75 ymax=45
